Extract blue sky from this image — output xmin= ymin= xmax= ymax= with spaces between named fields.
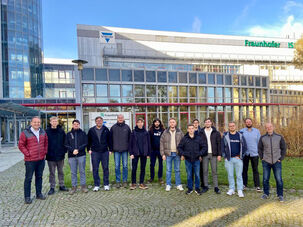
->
xmin=42 ymin=0 xmax=303 ymax=59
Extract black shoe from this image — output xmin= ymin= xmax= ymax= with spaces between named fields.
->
xmin=201 ymin=187 xmax=209 ymax=193
xmin=214 ymin=187 xmax=221 ymax=194
xmin=59 ymin=186 xmax=69 ymax=192
xmin=48 ymin=188 xmax=55 ymax=195
xmin=24 ymin=197 xmax=32 ymax=204
xmin=195 ymin=189 xmax=202 ymax=195
xmin=186 ymin=189 xmax=193 ymax=195
xmin=36 ymin=194 xmax=46 ymax=200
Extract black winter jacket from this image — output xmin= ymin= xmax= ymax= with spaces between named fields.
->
xmin=46 ymin=126 xmax=66 ymax=161
xmin=87 ymin=125 xmax=111 ymax=152
xmin=128 ymin=126 xmax=151 ymax=157
xmin=199 ymin=126 xmax=222 ymax=156
xmin=65 ymin=129 xmax=88 ymax=158
xmin=110 ymin=122 xmax=131 ymax=152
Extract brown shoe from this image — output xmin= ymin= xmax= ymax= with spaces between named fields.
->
xmin=122 ymin=182 xmax=128 ymax=188
xmin=130 ymin=184 xmax=137 ymax=190
xmin=159 ymin=179 xmax=165 ymax=184
xmin=69 ymin=186 xmax=77 ymax=195
xmin=139 ymin=184 xmax=148 ymax=190
xmin=81 ymin=185 xmax=88 ymax=193
xmin=147 ymin=179 xmax=153 ymax=184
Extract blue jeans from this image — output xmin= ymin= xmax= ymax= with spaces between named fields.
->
xmin=166 ymin=152 xmax=181 ymax=186
xmin=91 ymin=151 xmax=109 ymax=186
xmin=68 ymin=155 xmax=86 ymax=187
xmin=150 ymin=150 xmax=163 ymax=180
xmin=262 ymin=160 xmax=283 ymax=197
xmin=225 ymin=157 xmax=243 ymax=191
xmin=24 ymin=160 xmax=45 ymax=198
xmin=114 ymin=151 xmax=128 ymax=183
xmin=185 ymin=160 xmax=200 ymax=190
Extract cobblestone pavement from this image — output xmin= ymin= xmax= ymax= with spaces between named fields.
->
xmin=0 ymin=146 xmax=23 ymax=172
xmin=1 ymin=161 xmax=303 ymax=227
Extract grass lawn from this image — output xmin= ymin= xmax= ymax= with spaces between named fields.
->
xmin=63 ymin=154 xmax=303 ymax=190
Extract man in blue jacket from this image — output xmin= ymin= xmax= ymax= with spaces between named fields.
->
xmin=222 ymin=121 xmax=247 ymax=198
xmin=87 ymin=116 xmax=111 ymax=192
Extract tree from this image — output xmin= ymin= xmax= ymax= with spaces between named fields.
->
xmin=294 ymin=35 xmax=303 ymax=69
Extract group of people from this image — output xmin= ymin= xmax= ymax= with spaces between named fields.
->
xmin=18 ymin=114 xmax=286 ymax=204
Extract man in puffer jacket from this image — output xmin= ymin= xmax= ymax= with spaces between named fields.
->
xmin=178 ymin=124 xmax=207 ymax=195
xmin=18 ymin=116 xmax=48 ymax=204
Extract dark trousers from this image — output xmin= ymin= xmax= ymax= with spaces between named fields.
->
xmin=47 ymin=160 xmax=65 ymax=188
xmin=132 ymin=155 xmax=147 ymax=184
xmin=150 ymin=150 xmax=163 ymax=180
xmin=262 ymin=160 xmax=283 ymax=197
xmin=91 ymin=151 xmax=109 ymax=186
xmin=242 ymin=155 xmax=260 ymax=187
xmin=199 ymin=162 xmax=205 ymax=187
xmin=24 ymin=159 xmax=45 ymax=198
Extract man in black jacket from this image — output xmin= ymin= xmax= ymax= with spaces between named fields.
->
xmin=199 ymin=118 xmax=222 ymax=194
xmin=88 ymin=116 xmax=111 ymax=192
xmin=64 ymin=120 xmax=88 ymax=195
xmin=46 ymin=117 xmax=68 ymax=195
xmin=178 ymin=124 xmax=207 ymax=195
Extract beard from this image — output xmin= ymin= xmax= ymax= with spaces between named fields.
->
xmin=246 ymin=125 xmax=252 ymax=128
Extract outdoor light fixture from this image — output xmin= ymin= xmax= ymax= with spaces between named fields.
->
xmin=72 ymin=59 xmax=88 ymax=71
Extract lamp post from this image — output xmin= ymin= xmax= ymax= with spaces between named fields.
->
xmin=72 ymin=59 xmax=88 ymax=126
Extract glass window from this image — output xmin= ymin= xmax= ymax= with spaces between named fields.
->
xmin=146 ymin=85 xmax=156 ymax=97
xmin=217 ymin=74 xmax=223 ymax=85
xmin=248 ymin=76 xmax=254 ymax=86
xmin=189 ymin=73 xmax=197 ymax=84
xmin=255 ymin=77 xmax=261 ymax=86
xmin=207 ymin=87 xmax=215 ymax=103
xmin=109 ymin=85 xmax=120 ymax=97
xmin=241 ymin=75 xmax=247 ymax=86
xmin=199 ymin=73 xmax=206 ymax=84
xmin=241 ymin=88 xmax=247 ymax=102
xmin=95 ymin=69 xmax=107 ymax=81
xmin=189 ymin=86 xmax=197 ymax=98
xmin=134 ymin=70 xmax=144 ymax=82
xmin=179 ymin=86 xmax=187 ymax=98
xmin=199 ymin=87 xmax=206 ymax=102
xmin=146 ymin=71 xmax=156 ymax=82
xmin=216 ymin=88 xmax=223 ymax=103
xmin=248 ymin=88 xmax=254 ymax=103
xmin=208 ymin=74 xmax=215 ymax=84
xmin=109 ymin=69 xmax=120 ymax=81
xmin=134 ymin=85 xmax=145 ymax=97
xmin=225 ymin=88 xmax=232 ymax=102
xmin=82 ymin=68 xmax=94 ymax=80
xmin=233 ymin=88 xmax=239 ymax=103
xmin=83 ymin=84 xmax=94 ymax=96
xmin=233 ymin=75 xmax=239 ymax=85
xmin=158 ymin=85 xmax=167 ymax=102
xmin=122 ymin=70 xmax=132 ymax=81
xmin=96 ymin=84 xmax=107 ymax=97
xmin=168 ymin=72 xmax=177 ymax=83
xmin=168 ymin=86 xmax=177 ymax=97
xmin=225 ymin=75 xmax=232 ymax=85
xmin=122 ymin=85 xmax=133 ymax=97
xmin=262 ymin=77 xmax=267 ymax=87
xmin=157 ymin=71 xmax=167 ymax=83
xmin=179 ymin=72 xmax=187 ymax=83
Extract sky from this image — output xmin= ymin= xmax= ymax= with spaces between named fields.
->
xmin=42 ymin=0 xmax=303 ymax=59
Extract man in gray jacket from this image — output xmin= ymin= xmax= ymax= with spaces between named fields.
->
xmin=258 ymin=123 xmax=287 ymax=202
xmin=110 ymin=114 xmax=131 ymax=188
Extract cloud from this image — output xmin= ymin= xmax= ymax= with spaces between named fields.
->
xmin=192 ymin=17 xmax=202 ymax=33
xmin=283 ymin=1 xmax=303 ymax=14
xmin=233 ymin=0 xmax=257 ymax=27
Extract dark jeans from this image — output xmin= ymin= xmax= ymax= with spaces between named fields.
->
xmin=47 ymin=160 xmax=65 ymax=188
xmin=150 ymin=150 xmax=163 ymax=180
xmin=199 ymin=161 xmax=205 ymax=187
xmin=91 ymin=151 xmax=109 ymax=186
xmin=242 ymin=155 xmax=260 ymax=187
xmin=131 ymin=155 xmax=147 ymax=184
xmin=185 ymin=160 xmax=200 ymax=191
xmin=24 ymin=159 xmax=45 ymax=198
xmin=262 ymin=160 xmax=283 ymax=197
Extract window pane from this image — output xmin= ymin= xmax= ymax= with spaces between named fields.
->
xmin=168 ymin=72 xmax=177 ymax=83
xmin=158 ymin=85 xmax=167 ymax=101
xmin=179 ymin=86 xmax=187 ymax=98
xmin=189 ymin=86 xmax=197 ymax=97
xmin=241 ymin=88 xmax=247 ymax=102
xmin=262 ymin=77 xmax=267 ymax=87
xmin=122 ymin=85 xmax=133 ymax=97
xmin=179 ymin=72 xmax=187 ymax=83
xmin=109 ymin=85 xmax=120 ymax=97
xmin=241 ymin=75 xmax=247 ymax=86
xmin=208 ymin=87 xmax=215 ymax=102
xmin=134 ymin=85 xmax=145 ymax=97
xmin=216 ymin=87 xmax=223 ymax=103
xmin=134 ymin=70 xmax=144 ymax=82
xmin=225 ymin=75 xmax=232 ymax=85
xmin=122 ymin=70 xmax=132 ymax=81
xmin=82 ymin=68 xmax=94 ymax=80
xmin=146 ymin=71 xmax=156 ymax=82
xmin=225 ymin=88 xmax=232 ymax=102
xmin=157 ymin=71 xmax=167 ymax=83
xmin=217 ymin=74 xmax=223 ymax=85
xmin=208 ymin=74 xmax=215 ymax=84
xmin=199 ymin=73 xmax=206 ymax=84
xmin=109 ymin=69 xmax=120 ymax=81
xmin=168 ymin=86 xmax=177 ymax=97
xmin=95 ymin=69 xmax=107 ymax=81
xmin=233 ymin=75 xmax=239 ymax=85
xmin=248 ymin=76 xmax=254 ymax=86
xmin=146 ymin=85 xmax=156 ymax=97
xmin=96 ymin=84 xmax=107 ymax=96
xmin=189 ymin=73 xmax=197 ymax=84
xmin=83 ymin=84 xmax=94 ymax=96
xmin=199 ymin=87 xmax=206 ymax=102
xmin=255 ymin=77 xmax=261 ymax=86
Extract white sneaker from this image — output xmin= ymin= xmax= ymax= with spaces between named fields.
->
xmin=176 ymin=185 xmax=184 ymax=191
xmin=226 ymin=189 xmax=235 ymax=196
xmin=165 ymin=185 xmax=171 ymax=192
xmin=93 ymin=186 xmax=100 ymax=192
xmin=238 ymin=190 xmax=244 ymax=198
xmin=104 ymin=185 xmax=110 ymax=191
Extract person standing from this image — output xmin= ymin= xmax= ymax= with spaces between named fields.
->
xmin=148 ymin=118 xmax=165 ymax=184
xmin=110 ymin=114 xmax=131 ymax=188
xmin=200 ymin=118 xmax=222 ymax=194
xmin=65 ymin=120 xmax=88 ymax=195
xmin=222 ymin=122 xmax=247 ymax=198
xmin=240 ymin=118 xmax=261 ymax=192
xmin=88 ymin=116 xmax=111 ymax=192
xmin=258 ymin=123 xmax=286 ymax=202
xmin=18 ymin=116 xmax=48 ymax=204
xmin=129 ymin=118 xmax=151 ymax=190
xmin=192 ymin=119 xmax=203 ymax=188
xmin=178 ymin=124 xmax=207 ymax=195
xmin=46 ymin=116 xmax=68 ymax=195
xmin=160 ymin=118 xmax=184 ymax=192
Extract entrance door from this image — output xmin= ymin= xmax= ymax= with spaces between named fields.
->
xmin=135 ymin=113 xmax=146 ymax=128
xmin=7 ymin=120 xmax=26 ymax=143
xmin=180 ymin=112 xmax=189 ymax=134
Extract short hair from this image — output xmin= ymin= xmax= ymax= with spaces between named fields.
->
xmin=244 ymin=118 xmax=253 ymax=122
xmin=117 ymin=114 xmax=124 ymax=119
xmin=192 ymin=119 xmax=199 ymax=123
xmin=31 ymin=116 xmax=40 ymax=122
xmin=228 ymin=121 xmax=236 ymax=125
xmin=169 ymin=118 xmax=176 ymax=122
xmin=136 ymin=118 xmax=144 ymax=123
xmin=49 ymin=116 xmax=58 ymax=121
xmin=95 ymin=116 xmax=103 ymax=121
xmin=204 ymin=118 xmax=213 ymax=123
xmin=187 ymin=123 xmax=194 ymax=128
xmin=72 ymin=119 xmax=80 ymax=124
